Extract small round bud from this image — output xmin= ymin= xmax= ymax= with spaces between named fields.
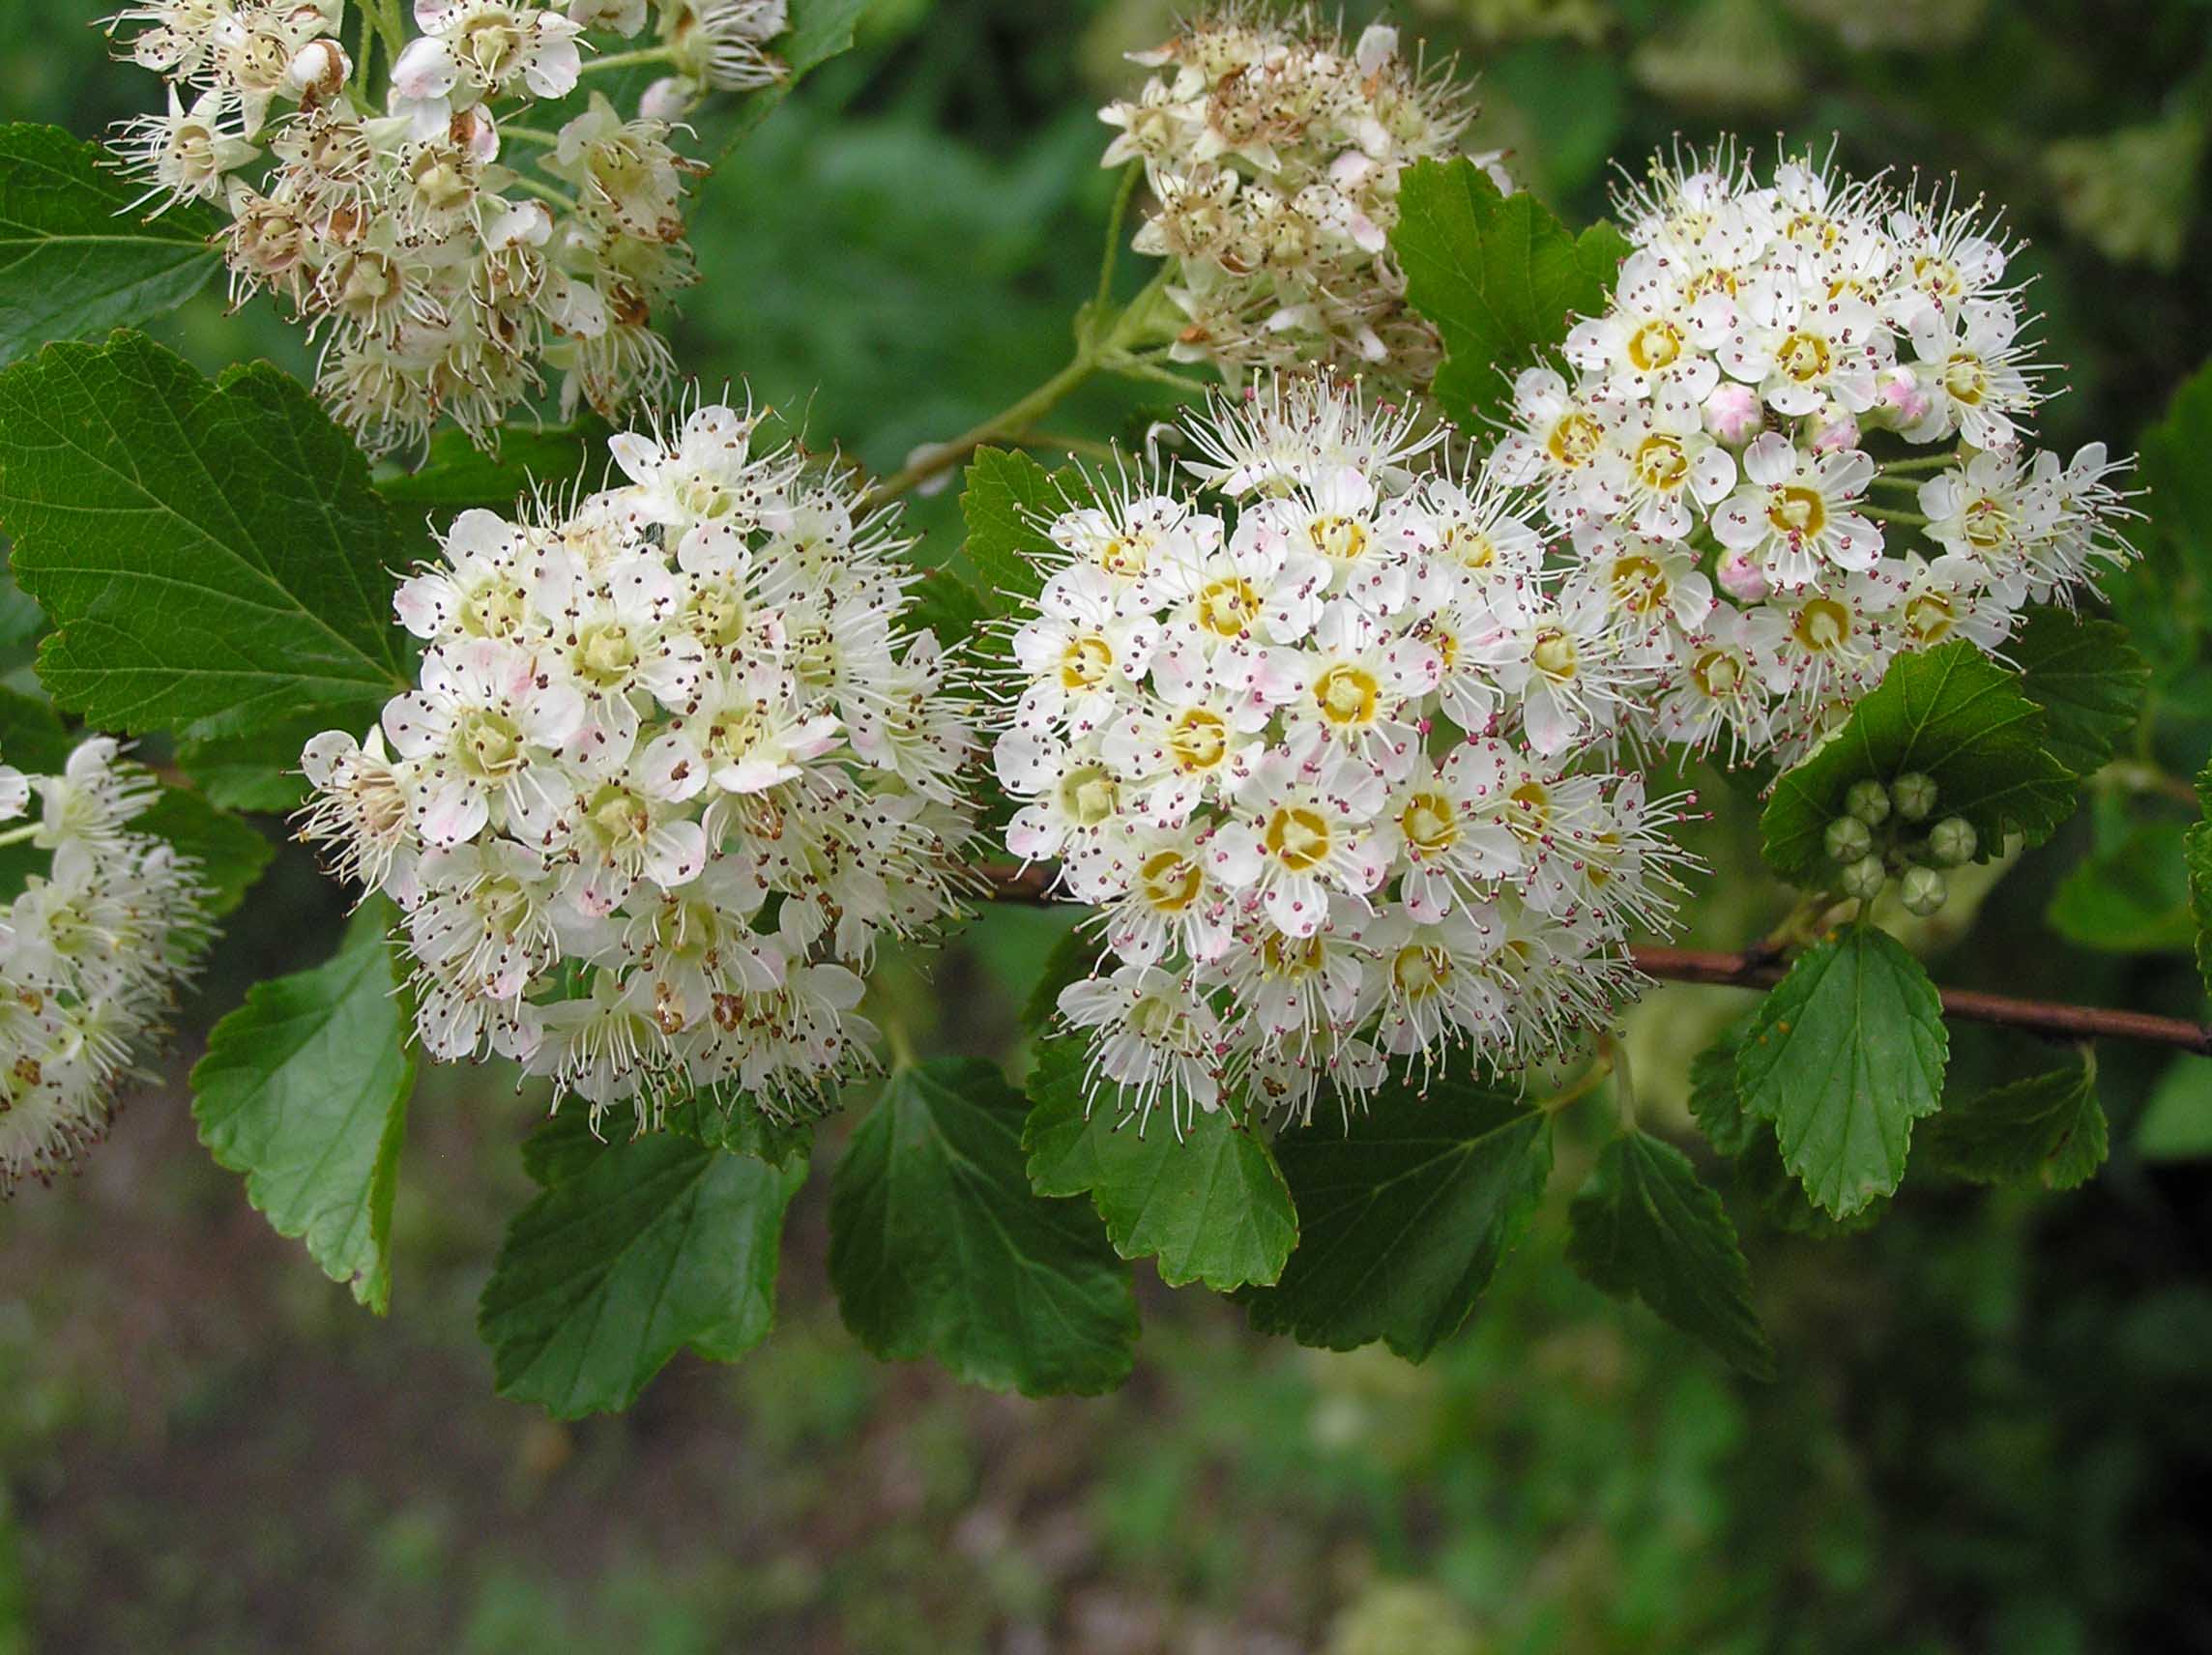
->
xmin=1900 ymin=866 xmax=1947 ymax=915
xmin=1825 ymin=815 xmax=1874 ymax=863
xmin=1892 ymin=771 xmax=1937 ymax=822
xmin=1715 ymin=548 xmax=1769 ymax=602
xmin=1928 ymin=816 xmax=1977 ymax=867
xmin=1846 ymin=779 xmax=1892 ymax=827
xmin=1840 ymin=854 xmax=1888 ymax=901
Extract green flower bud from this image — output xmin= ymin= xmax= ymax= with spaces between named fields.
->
xmin=1901 ymin=865 xmax=1947 ymax=915
xmin=1825 ymin=815 xmax=1875 ymax=862
xmin=1840 ymin=854 xmax=1887 ymax=901
xmin=1892 ymin=771 xmax=1937 ymax=822
xmin=1846 ymin=778 xmax=1892 ymax=827
xmin=1928 ymin=816 xmax=1977 ymax=867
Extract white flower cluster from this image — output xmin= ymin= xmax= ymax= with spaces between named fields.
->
xmin=104 ymin=0 xmax=791 ymax=451
xmin=1492 ymin=143 xmax=2136 ymax=766
xmin=995 ymin=377 xmax=1692 ymax=1128
xmin=1 ymin=740 xmax=210 ymax=1194
xmin=297 ymin=399 xmax=981 ymax=1124
xmin=1100 ymin=5 xmax=1510 ymax=384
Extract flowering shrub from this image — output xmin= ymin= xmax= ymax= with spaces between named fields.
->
xmin=104 ymin=0 xmax=792 ymax=450
xmin=996 ymin=377 xmax=1690 ymax=1126
xmin=300 ymin=397 xmax=980 ymax=1122
xmin=0 ymin=0 xmax=2203 ymax=1419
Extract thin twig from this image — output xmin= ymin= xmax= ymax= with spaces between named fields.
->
xmin=970 ymin=865 xmax=2212 ymax=1056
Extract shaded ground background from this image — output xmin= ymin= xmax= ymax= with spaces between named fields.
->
xmin=7 ymin=0 xmax=2212 ymax=1649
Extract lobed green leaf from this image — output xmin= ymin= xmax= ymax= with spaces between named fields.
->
xmin=0 ymin=124 xmax=221 ymax=369
xmin=1392 ymin=157 xmax=1627 ymax=425
xmin=0 ymin=333 xmax=409 ymax=793
xmin=1923 ymin=1057 xmax=2108 ymax=1192
xmin=957 ymin=446 xmax=1092 ymax=615
xmin=1024 ymin=1037 xmax=1298 ymax=1292
xmin=1567 ymin=1129 xmax=1776 ymax=1380
xmin=190 ymin=900 xmax=415 ymax=1313
xmin=480 ymin=1131 xmax=805 ymax=1416
xmin=2008 ymin=606 xmax=2148 ymax=778
xmin=1240 ymin=1077 xmax=1552 ymax=1360
xmin=1736 ymin=924 xmax=1948 ymax=1218
xmin=828 ymin=1059 xmax=1138 ymax=1396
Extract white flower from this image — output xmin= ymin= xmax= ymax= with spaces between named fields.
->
xmin=1058 ymin=964 xmax=1224 ymax=1128
xmin=1711 ymin=433 xmax=1884 ymax=586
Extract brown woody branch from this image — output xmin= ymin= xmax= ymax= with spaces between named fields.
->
xmin=971 ymin=865 xmax=2212 ymax=1058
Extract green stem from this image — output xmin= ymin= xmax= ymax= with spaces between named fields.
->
xmin=1877 ymin=452 xmax=1959 ymax=475
xmin=0 ymin=823 xmax=43 ymax=850
xmin=507 ymin=175 xmax=580 ymax=213
xmin=864 ymin=354 xmax=1101 ymax=507
xmin=498 ymin=124 xmax=562 ymax=147
xmin=1539 ymin=1047 xmax=1615 ymax=1114
xmin=1862 ymin=505 xmax=1932 ymax=527
xmin=579 ymin=44 xmax=678 ymax=76
xmin=371 ymin=0 xmax=405 ymax=65
xmin=349 ymin=2 xmax=377 ymax=101
xmin=1095 ymin=160 xmax=1142 ymax=314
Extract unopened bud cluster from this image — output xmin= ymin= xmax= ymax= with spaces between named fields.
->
xmin=103 ymin=0 xmax=792 ymax=451
xmin=297 ymin=398 xmax=981 ymax=1126
xmin=1 ymin=740 xmax=211 ymax=1193
xmin=1101 ymin=5 xmax=1511 ymax=384
xmin=1824 ymin=770 xmax=1975 ymax=915
xmin=996 ymin=375 xmax=1694 ymax=1129
xmin=1494 ymin=142 xmax=2137 ymax=769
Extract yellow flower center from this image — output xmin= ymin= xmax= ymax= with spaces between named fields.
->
xmin=1692 ymin=648 xmax=1741 ymax=698
xmin=1196 ymin=577 xmax=1260 ymax=638
xmin=1546 ymin=411 xmax=1604 ymax=468
xmin=1633 ymin=434 xmax=1689 ymax=492
xmin=1264 ymin=804 xmax=1333 ymax=872
xmin=1399 ymin=791 xmax=1458 ymax=855
xmin=1167 ymin=708 xmax=1230 ymax=772
xmin=1775 ymin=329 xmax=1833 ymax=384
xmin=1307 ymin=514 xmax=1368 ymax=563
xmin=1940 ymin=353 xmax=1989 ymax=406
xmin=1609 ymin=554 xmax=1669 ymax=615
xmin=455 ymin=709 xmax=523 ymax=781
xmin=1059 ymin=633 xmax=1115 ymax=690
xmin=575 ymin=621 xmax=637 ymax=688
xmin=1905 ymin=591 xmax=1956 ymax=644
xmin=1792 ymin=597 xmax=1852 ymax=652
xmin=1139 ymin=850 xmax=1204 ymax=913
xmin=1530 ymin=626 xmax=1578 ymax=682
xmin=1766 ymin=484 xmax=1828 ymax=538
xmin=1626 ymin=319 xmax=1684 ymax=372
xmin=1391 ymin=944 xmax=1452 ymax=1000
xmin=1313 ymin=663 xmax=1381 ymax=726
xmin=1260 ymin=929 xmax=1327 ymax=977
xmin=1442 ymin=524 xmax=1496 ymax=568
xmin=1058 ymin=765 xmax=1120 ymax=827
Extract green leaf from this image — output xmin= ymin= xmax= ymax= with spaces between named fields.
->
xmin=2047 ymin=818 xmax=2196 ymax=952
xmin=1736 ymin=924 xmax=1949 ymax=1218
xmin=374 ymin=419 xmax=607 ymax=519
xmin=0 ymin=333 xmax=409 ymax=781
xmin=189 ymin=900 xmax=415 ymax=1313
xmin=1761 ymin=642 xmax=2079 ymax=886
xmin=958 ymin=447 xmax=1091 ymax=614
xmin=1687 ymin=1017 xmax=1759 ymax=1156
xmin=523 ymin=1089 xmax=812 ymax=1189
xmin=1392 ymin=157 xmax=1628 ymax=423
xmin=133 ymin=786 xmax=272 ymax=917
xmin=2140 ymin=355 xmax=2212 ymax=578
xmin=1567 ymin=1130 xmax=1776 ymax=1380
xmin=715 ymin=0 xmax=872 ymax=155
xmin=0 ymin=124 xmax=221 ymax=369
xmin=480 ymin=1132 xmax=805 ymax=1416
xmin=2188 ymin=764 xmax=2212 ymax=999
xmin=828 ymin=1058 xmax=1137 ymax=1396
xmin=1924 ymin=1057 xmax=2108 ymax=1191
xmin=2008 ymin=606 xmax=2148 ymax=777
xmin=1023 ymin=1036 xmax=1297 ymax=1292
xmin=905 ymin=564 xmax=992 ymax=645
xmin=2135 ymin=1058 xmax=2212 ymax=1162
xmin=1240 ymin=1077 xmax=1552 ymax=1359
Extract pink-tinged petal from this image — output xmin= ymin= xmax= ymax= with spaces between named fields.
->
xmin=418 ymin=779 xmax=487 ymax=848
xmin=1742 ymin=432 xmax=1797 ymax=487
xmin=393 ymin=573 xmax=454 ymax=638
xmin=1207 ymin=824 xmax=1265 ymax=887
xmin=1264 ymin=873 xmax=1326 ymax=937
xmin=1710 ymin=493 xmax=1766 ymax=550
xmin=382 ymin=692 xmax=449 ymax=759
xmin=1827 ymin=515 xmax=1885 ymax=570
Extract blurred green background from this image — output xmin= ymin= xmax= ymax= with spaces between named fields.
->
xmin=6 ymin=0 xmax=2212 ymax=1649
